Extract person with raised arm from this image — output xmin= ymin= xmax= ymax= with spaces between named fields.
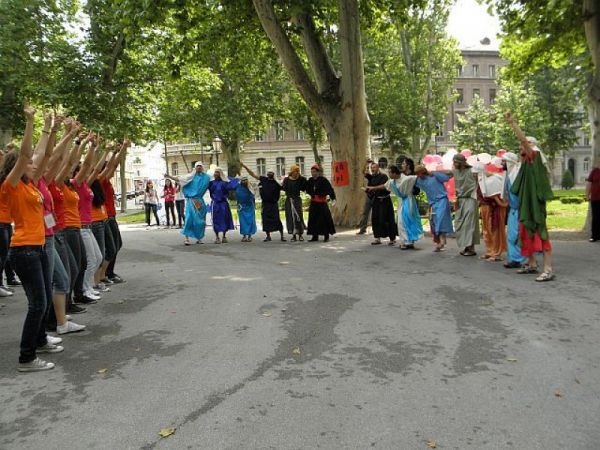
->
xmin=0 ymin=106 xmax=63 ymax=372
xmin=242 ymin=162 xmax=286 ymax=242
xmin=165 ymin=161 xmax=210 ymax=245
xmin=504 ymin=111 xmax=554 ymax=282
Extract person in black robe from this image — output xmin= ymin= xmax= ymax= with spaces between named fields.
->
xmin=282 ymin=164 xmax=307 ymax=241
xmin=242 ymin=163 xmax=286 ymax=242
xmin=306 ymin=164 xmax=336 ymax=242
xmin=364 ymin=162 xmax=396 ymax=245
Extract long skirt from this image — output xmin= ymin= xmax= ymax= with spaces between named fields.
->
xmin=211 ymin=201 xmax=235 ymax=233
xmin=238 ymin=203 xmax=257 ymax=236
xmin=262 ymin=201 xmax=283 ymax=232
xmin=371 ymin=196 xmax=397 ymax=240
xmin=429 ymin=197 xmax=454 ymax=241
xmin=307 ymin=202 xmax=336 ymax=236
xmin=181 ymin=197 xmax=207 ymax=241
xmin=454 ymin=197 xmax=480 ymax=248
xmin=285 ymin=196 xmax=305 ymax=235
xmin=506 ymin=207 xmax=527 ymax=263
xmin=480 ymin=204 xmax=507 ymax=258
xmin=398 ymin=196 xmax=423 ymax=244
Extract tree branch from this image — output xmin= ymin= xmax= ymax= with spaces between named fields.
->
xmin=252 ymin=0 xmax=324 ymax=116
xmin=292 ymin=12 xmax=339 ymax=99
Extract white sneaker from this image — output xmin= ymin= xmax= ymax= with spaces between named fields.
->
xmin=37 ymin=343 xmax=64 ymax=354
xmin=18 ymin=357 xmax=55 ymax=372
xmin=84 ymin=291 xmax=101 ymax=301
xmin=46 ymin=335 xmax=63 ymax=345
xmin=94 ymin=284 xmax=111 ymax=293
xmin=0 ymin=286 xmax=13 ymax=297
xmin=57 ymin=321 xmax=86 ymax=335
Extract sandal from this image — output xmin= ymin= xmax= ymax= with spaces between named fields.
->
xmin=264 ymin=237 xmax=272 ymax=242
xmin=399 ymin=245 xmax=409 ymax=250
xmin=184 ymin=240 xmax=191 ymax=246
xmin=388 ymin=241 xmax=396 ymax=246
xmin=298 ymin=235 xmax=304 ymax=242
xmin=214 ymin=238 xmax=221 ymax=244
xmin=479 ymin=255 xmax=492 ymax=260
xmin=241 ymin=237 xmax=248 ymax=242
xmin=371 ymin=240 xmax=382 ymax=245
xmin=461 ymin=251 xmax=477 ymax=256
xmin=535 ymin=271 xmax=554 ymax=282
xmin=517 ymin=265 xmax=538 ymax=274
xmin=290 ymin=236 xmax=297 ymax=242
xmin=222 ymin=237 xmax=228 ymax=243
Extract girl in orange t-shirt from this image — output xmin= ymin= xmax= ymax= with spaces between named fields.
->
xmin=0 ymin=107 xmax=58 ymax=372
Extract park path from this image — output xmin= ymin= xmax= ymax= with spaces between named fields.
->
xmin=1 ymin=227 xmax=599 ymax=449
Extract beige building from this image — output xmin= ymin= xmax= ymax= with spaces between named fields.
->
xmin=164 ymin=123 xmax=334 ymax=180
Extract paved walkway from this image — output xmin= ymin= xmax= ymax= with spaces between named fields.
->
xmin=1 ymin=227 xmax=599 ymax=449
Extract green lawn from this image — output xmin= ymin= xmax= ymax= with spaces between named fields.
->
xmin=117 ymin=189 xmax=589 ymax=231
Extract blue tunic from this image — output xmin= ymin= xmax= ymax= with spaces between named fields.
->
xmin=181 ymin=173 xmax=210 ymax=241
xmin=235 ymin=184 xmax=257 ymax=236
xmin=209 ymin=179 xmax=239 ymax=233
xmin=506 ymin=178 xmax=527 ymax=264
xmin=416 ymin=172 xmax=454 ymax=235
xmin=389 ymin=179 xmax=423 ymax=243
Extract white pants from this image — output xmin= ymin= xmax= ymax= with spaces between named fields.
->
xmin=80 ymin=228 xmax=102 ymax=294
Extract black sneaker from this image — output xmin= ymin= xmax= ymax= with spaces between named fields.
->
xmin=100 ymin=277 xmax=114 ymax=285
xmin=74 ymin=296 xmax=97 ymax=305
xmin=7 ymin=279 xmax=22 ymax=287
xmin=66 ymin=303 xmax=87 ymax=314
xmin=109 ymin=275 xmax=124 ymax=284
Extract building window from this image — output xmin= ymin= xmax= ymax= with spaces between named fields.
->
xmin=456 ymin=88 xmax=464 ymax=105
xmin=275 ymin=122 xmax=284 ymax=141
xmin=295 ymin=128 xmax=305 ymax=140
xmin=489 ymin=65 xmax=496 ymax=78
xmin=584 ymin=135 xmax=590 ymax=146
xmin=473 ymin=88 xmax=480 ymax=98
xmin=435 ymin=123 xmax=444 ymax=137
xmin=584 ymin=157 xmax=590 ymax=173
xmin=472 ymin=64 xmax=479 ymax=77
xmin=276 ymin=157 xmax=286 ymax=177
xmin=457 ymin=65 xmax=463 ymax=77
xmin=295 ymin=156 xmax=305 ymax=174
xmin=256 ymin=158 xmax=266 ymax=176
xmin=255 ymin=131 xmax=265 ymax=142
xmin=378 ymin=157 xmax=388 ymax=169
xmin=171 ymin=162 xmax=179 ymax=176
xmin=489 ymin=88 xmax=497 ymax=104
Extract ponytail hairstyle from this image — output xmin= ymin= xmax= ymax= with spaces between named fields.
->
xmin=91 ymin=179 xmax=106 ymax=207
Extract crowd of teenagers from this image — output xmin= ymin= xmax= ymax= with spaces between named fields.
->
xmin=0 ymin=106 xmax=128 ymax=372
xmin=160 ymin=111 xmax=600 ymax=284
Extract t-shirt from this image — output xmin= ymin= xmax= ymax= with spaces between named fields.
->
xmin=48 ymin=181 xmax=66 ymax=231
xmin=36 ymin=178 xmax=55 ymax=237
xmin=91 ymin=204 xmax=108 ymax=222
xmin=143 ymin=188 xmax=159 ymax=204
xmin=1 ymin=180 xmax=45 ymax=246
xmin=0 ymin=183 xmax=11 ymax=224
xmin=73 ymin=180 xmax=93 ymax=225
xmin=587 ymin=168 xmax=600 ymax=202
xmin=164 ymin=186 xmax=176 ymax=203
xmin=62 ymin=185 xmax=81 ymax=228
xmin=102 ymin=180 xmax=116 ymax=217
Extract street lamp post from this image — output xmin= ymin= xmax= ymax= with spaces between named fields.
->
xmin=212 ymin=137 xmax=221 ymax=166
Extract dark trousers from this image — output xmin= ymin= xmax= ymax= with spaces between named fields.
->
xmin=592 ymin=201 xmax=600 ymax=241
xmin=9 ymin=245 xmax=52 ymax=363
xmin=106 ymin=217 xmax=122 ymax=278
xmin=175 ymin=200 xmax=185 ymax=227
xmin=64 ymin=228 xmax=86 ymax=298
xmin=145 ymin=203 xmax=160 ymax=226
xmin=358 ymin=196 xmax=372 ymax=232
xmin=0 ymin=223 xmax=16 ymax=285
xmin=165 ymin=201 xmax=176 ymax=226
xmin=91 ymin=221 xmax=106 ymax=261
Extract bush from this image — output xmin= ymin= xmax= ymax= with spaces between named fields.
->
xmin=559 ymin=197 xmax=585 ymax=205
xmin=561 ymin=170 xmax=575 ymax=190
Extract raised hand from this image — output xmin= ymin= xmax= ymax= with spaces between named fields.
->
xmin=52 ymin=115 xmax=65 ymax=132
xmin=24 ymin=104 xmax=36 ymax=119
xmin=43 ymin=111 xmax=53 ymax=128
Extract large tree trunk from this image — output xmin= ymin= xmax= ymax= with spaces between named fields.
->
xmin=253 ymin=0 xmax=370 ymax=227
xmin=222 ymin=138 xmax=241 ymax=177
xmin=329 ymin=0 xmax=370 ymax=226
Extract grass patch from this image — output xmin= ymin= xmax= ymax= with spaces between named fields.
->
xmin=117 ymin=211 xmax=146 ymax=224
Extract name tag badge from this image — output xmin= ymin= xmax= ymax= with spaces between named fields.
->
xmin=102 ymin=206 xmax=106 ymax=214
xmin=44 ymin=213 xmax=56 ymax=228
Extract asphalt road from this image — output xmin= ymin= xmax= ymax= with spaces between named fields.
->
xmin=1 ymin=226 xmax=599 ymax=450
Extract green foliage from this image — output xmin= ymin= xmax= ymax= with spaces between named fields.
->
xmin=559 ymin=196 xmax=584 ymax=204
xmin=451 ymin=96 xmax=495 ymax=153
xmin=364 ymin=0 xmax=461 ymax=157
xmin=561 ymin=169 xmax=575 ymax=190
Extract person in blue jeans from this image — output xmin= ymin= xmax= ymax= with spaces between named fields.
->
xmin=1 ymin=106 xmax=64 ymax=372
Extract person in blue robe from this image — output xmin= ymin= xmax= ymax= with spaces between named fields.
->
xmin=208 ymin=168 xmax=239 ymax=244
xmin=235 ymin=176 xmax=257 ymax=242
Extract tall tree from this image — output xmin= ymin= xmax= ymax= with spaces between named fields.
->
xmin=451 ymin=96 xmax=496 ymax=153
xmin=364 ymin=0 xmax=461 ymax=159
